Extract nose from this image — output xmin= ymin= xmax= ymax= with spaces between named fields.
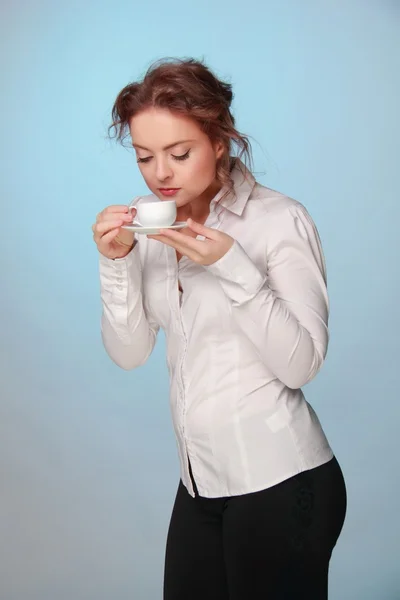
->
xmin=156 ymin=158 xmax=173 ymax=182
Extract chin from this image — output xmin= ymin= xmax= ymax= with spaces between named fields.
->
xmin=174 ymin=195 xmax=190 ymax=207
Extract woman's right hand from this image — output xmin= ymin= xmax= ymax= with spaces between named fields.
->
xmin=92 ymin=205 xmax=137 ymax=260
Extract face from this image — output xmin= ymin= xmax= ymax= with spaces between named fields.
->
xmin=129 ymin=107 xmax=224 ymax=208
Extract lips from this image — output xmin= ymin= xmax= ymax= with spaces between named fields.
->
xmin=159 ymin=188 xmax=181 ymax=197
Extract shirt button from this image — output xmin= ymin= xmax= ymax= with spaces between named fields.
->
xmin=117 ymin=278 xmax=123 ymax=284
xmin=117 ymin=285 xmax=123 ymax=291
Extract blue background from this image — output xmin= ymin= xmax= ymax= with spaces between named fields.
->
xmin=0 ymin=0 xmax=399 ymax=598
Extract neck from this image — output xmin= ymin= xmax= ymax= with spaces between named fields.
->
xmin=177 ymin=179 xmax=223 ymax=223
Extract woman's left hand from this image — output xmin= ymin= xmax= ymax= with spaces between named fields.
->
xmin=147 ymin=218 xmax=234 ymax=266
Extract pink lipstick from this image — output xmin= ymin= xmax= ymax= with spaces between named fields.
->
xmin=159 ymin=188 xmax=180 ymax=197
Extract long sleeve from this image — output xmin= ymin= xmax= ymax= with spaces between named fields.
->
xmin=99 ymin=243 xmax=159 ymax=370
xmin=205 ymin=204 xmax=329 ymax=389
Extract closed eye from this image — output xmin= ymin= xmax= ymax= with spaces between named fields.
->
xmin=137 ymin=156 xmax=152 ymax=164
xmin=172 ymin=150 xmax=190 ymax=161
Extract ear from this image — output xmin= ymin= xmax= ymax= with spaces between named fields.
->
xmin=214 ymin=140 xmax=225 ymax=160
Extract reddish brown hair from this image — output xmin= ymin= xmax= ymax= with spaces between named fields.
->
xmin=109 ymin=58 xmax=253 ymax=194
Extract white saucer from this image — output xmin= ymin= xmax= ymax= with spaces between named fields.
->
xmin=121 ymin=221 xmax=188 ymax=235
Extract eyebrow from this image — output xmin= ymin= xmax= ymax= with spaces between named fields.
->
xmin=132 ymin=139 xmax=195 ymax=151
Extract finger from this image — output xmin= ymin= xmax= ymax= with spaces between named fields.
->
xmin=99 ymin=212 xmax=133 ymax=223
xmin=157 ymin=229 xmax=205 ymax=253
xmin=95 ymin=219 xmax=124 ymax=235
xmin=147 ymin=234 xmax=199 ymax=261
xmin=186 ymin=218 xmax=220 ymax=240
xmin=103 ymin=205 xmax=132 ymax=213
xmin=97 ymin=207 xmax=125 ymax=221
xmin=100 ymin=228 xmax=121 ymax=244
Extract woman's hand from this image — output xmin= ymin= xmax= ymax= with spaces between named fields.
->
xmin=147 ymin=218 xmax=234 ymax=265
xmin=92 ymin=205 xmax=136 ymax=259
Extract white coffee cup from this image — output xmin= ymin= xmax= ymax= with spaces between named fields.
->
xmin=130 ymin=198 xmax=177 ymax=227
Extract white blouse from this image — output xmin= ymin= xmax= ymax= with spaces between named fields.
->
xmin=98 ymin=159 xmax=334 ymax=498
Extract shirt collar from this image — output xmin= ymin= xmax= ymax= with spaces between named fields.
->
xmin=211 ymin=157 xmax=256 ymax=216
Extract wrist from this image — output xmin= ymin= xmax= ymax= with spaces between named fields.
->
xmin=113 ymin=236 xmax=136 ymax=259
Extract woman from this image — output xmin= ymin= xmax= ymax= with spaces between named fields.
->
xmin=92 ymin=58 xmax=346 ymax=599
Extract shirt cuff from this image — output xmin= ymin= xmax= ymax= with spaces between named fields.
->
xmin=205 ymin=240 xmax=266 ymax=306
xmin=99 ymin=244 xmax=142 ymax=312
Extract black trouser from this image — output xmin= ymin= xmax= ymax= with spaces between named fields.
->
xmin=164 ymin=457 xmax=346 ymax=600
